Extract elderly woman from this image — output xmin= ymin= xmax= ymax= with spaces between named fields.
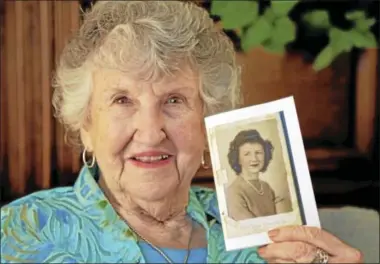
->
xmin=1 ymin=1 xmax=362 ymax=263
xmin=226 ymin=129 xmax=284 ymax=221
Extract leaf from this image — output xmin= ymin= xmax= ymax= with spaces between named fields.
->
xmin=355 ymin=17 xmax=376 ymax=32
xmin=271 ymin=1 xmax=299 ymax=16
xmin=348 ymin=29 xmax=378 ymax=48
xmin=329 ymin=28 xmax=353 ymax=53
xmin=210 ymin=1 xmax=229 ymax=15
xmin=313 ymin=45 xmax=338 ymax=71
xmin=211 ymin=1 xmax=259 ymax=30
xmin=272 ymin=17 xmax=296 ymax=44
xmin=263 ymin=7 xmax=276 ymax=22
xmin=345 ymin=10 xmax=366 ymax=21
xmin=302 ymin=10 xmax=330 ymax=29
xmin=263 ymin=40 xmax=285 ymax=54
xmin=241 ymin=16 xmax=272 ymax=51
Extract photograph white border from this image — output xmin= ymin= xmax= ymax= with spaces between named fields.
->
xmin=204 ymin=96 xmax=320 ymax=251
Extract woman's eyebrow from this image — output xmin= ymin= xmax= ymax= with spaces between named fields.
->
xmin=165 ymin=86 xmax=194 ymax=94
xmin=102 ymin=87 xmax=131 ymax=96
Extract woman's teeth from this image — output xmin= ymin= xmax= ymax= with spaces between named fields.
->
xmin=133 ymin=155 xmax=169 ymax=162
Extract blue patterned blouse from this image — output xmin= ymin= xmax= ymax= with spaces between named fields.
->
xmin=1 ymin=166 xmax=266 ymax=263
xmin=138 ymin=241 xmax=207 ymax=263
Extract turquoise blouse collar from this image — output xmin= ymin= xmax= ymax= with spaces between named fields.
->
xmin=73 ymin=165 xmax=216 ymax=234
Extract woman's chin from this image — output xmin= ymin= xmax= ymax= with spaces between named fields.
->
xmin=247 ymin=168 xmax=261 ymax=174
xmin=130 ymin=182 xmax=179 ymax=202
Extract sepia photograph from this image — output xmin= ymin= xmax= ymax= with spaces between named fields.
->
xmin=205 ymin=96 xmax=321 ymax=251
xmin=225 ymin=127 xmax=293 ymax=221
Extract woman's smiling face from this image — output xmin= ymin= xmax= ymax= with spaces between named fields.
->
xmin=238 ymin=142 xmax=265 ymax=174
xmin=81 ymin=66 xmax=206 ymax=201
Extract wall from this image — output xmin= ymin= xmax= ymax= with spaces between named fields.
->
xmin=1 ymin=1 xmax=82 ymax=201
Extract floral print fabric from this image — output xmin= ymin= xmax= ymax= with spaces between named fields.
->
xmin=1 ymin=166 xmax=265 ymax=263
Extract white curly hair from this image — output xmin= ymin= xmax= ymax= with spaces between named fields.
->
xmin=52 ymin=0 xmax=242 ymax=147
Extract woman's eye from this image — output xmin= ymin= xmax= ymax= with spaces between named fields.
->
xmin=166 ymin=96 xmax=183 ymax=104
xmin=114 ymin=96 xmax=130 ymax=105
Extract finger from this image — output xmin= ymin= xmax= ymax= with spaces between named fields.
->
xmin=258 ymin=242 xmax=317 ymax=263
xmin=267 ymin=225 xmax=350 ymax=256
xmin=330 ymin=249 xmax=363 ymax=263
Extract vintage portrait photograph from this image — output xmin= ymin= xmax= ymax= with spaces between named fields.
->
xmin=205 ymin=97 xmax=320 ymax=251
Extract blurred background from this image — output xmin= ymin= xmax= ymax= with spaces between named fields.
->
xmin=0 ymin=0 xmax=379 ymax=211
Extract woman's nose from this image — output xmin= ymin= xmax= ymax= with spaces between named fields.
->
xmin=251 ymin=155 xmax=258 ymax=161
xmin=133 ymin=108 xmax=166 ymax=146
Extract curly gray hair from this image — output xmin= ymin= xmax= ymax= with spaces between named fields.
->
xmin=52 ymin=0 xmax=241 ymax=146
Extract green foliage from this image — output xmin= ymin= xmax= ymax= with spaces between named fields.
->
xmin=312 ymin=12 xmax=377 ymax=71
xmin=210 ymin=0 xmax=378 ymax=71
xmin=301 ymin=8 xmax=377 ymax=70
xmin=313 ymin=45 xmax=335 ymax=71
xmin=345 ymin=10 xmax=366 ymax=21
xmin=302 ymin=10 xmax=330 ymax=29
xmin=241 ymin=16 xmax=271 ymax=51
xmin=271 ymin=1 xmax=298 ymax=16
xmin=329 ymin=28 xmax=352 ymax=53
xmin=211 ymin=0 xmax=298 ymax=54
xmin=272 ymin=17 xmax=297 ymax=45
xmin=211 ymin=1 xmax=259 ymax=30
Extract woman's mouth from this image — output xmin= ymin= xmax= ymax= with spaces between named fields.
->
xmin=129 ymin=153 xmax=173 ymax=168
xmin=131 ymin=155 xmax=170 ymax=162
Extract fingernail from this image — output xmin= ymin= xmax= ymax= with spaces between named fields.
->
xmin=268 ymin=229 xmax=279 ymax=238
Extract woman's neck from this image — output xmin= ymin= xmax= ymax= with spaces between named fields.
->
xmin=98 ymin=176 xmax=196 ymax=248
xmin=118 ymin=196 xmax=191 ymax=235
xmin=241 ymin=170 xmax=259 ymax=181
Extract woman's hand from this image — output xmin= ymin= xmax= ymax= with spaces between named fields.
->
xmin=257 ymin=225 xmax=363 ymax=263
